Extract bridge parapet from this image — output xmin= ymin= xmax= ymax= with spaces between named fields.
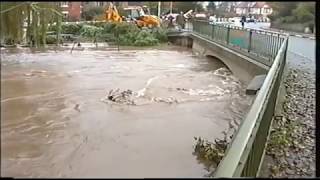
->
xmin=192 ymin=20 xmax=287 ymax=67
xmin=191 ymin=20 xmax=289 ymax=177
xmin=168 ymin=20 xmax=289 ymax=177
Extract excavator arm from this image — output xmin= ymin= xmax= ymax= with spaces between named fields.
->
xmin=105 ymin=3 xmax=122 ymax=23
xmin=105 ymin=3 xmax=160 ymax=28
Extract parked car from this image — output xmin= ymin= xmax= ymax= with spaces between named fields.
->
xmin=195 ymin=13 xmax=207 ymax=18
xmin=195 ymin=13 xmax=207 ymax=20
xmin=209 ymin=16 xmax=216 ymax=23
xmin=246 ymin=18 xmax=256 ymax=23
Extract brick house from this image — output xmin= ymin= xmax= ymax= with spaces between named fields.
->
xmin=59 ymin=2 xmax=82 ymax=21
xmin=235 ymin=2 xmax=272 ymax=20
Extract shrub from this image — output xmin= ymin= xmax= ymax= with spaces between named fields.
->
xmin=47 ymin=22 xmax=168 ymax=46
xmin=48 ymin=23 xmax=83 ymax=35
xmin=46 ymin=35 xmax=63 ymax=44
xmin=114 ymin=22 xmax=140 ymax=35
xmin=4 ymin=38 xmax=15 ymax=45
xmin=79 ymin=25 xmax=103 ymax=38
xmin=87 ymin=21 xmax=106 ymax=28
xmin=97 ymin=33 xmax=117 ymax=42
xmin=102 ymin=22 xmax=118 ymax=33
xmin=151 ymin=28 xmax=168 ymax=42
xmin=133 ymin=30 xmax=159 ymax=46
xmin=61 ymin=24 xmax=83 ymax=34
xmin=81 ymin=6 xmax=104 ymax=21
xmin=282 ymin=16 xmax=296 ymax=23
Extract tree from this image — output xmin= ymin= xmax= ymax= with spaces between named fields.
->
xmin=268 ymin=2 xmax=314 ymax=24
xmin=144 ymin=2 xmax=158 ymax=15
xmin=214 ymin=2 xmax=234 ymax=17
xmin=0 ymin=2 xmax=62 ymax=47
xmin=292 ymin=2 xmax=315 ymax=22
xmin=207 ymin=2 xmax=216 ymax=15
xmin=173 ymin=2 xmax=204 ymax=13
xmin=268 ymin=2 xmax=299 ymax=21
xmin=81 ymin=6 xmax=104 ymax=21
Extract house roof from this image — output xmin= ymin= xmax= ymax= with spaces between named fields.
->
xmin=252 ymin=2 xmax=270 ymax=8
xmin=236 ymin=2 xmax=251 ymax=8
xmin=236 ymin=2 xmax=270 ymax=8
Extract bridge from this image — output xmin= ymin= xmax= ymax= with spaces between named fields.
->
xmin=168 ymin=20 xmax=289 ymax=177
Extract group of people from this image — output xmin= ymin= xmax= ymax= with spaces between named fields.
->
xmin=166 ymin=11 xmax=187 ymax=31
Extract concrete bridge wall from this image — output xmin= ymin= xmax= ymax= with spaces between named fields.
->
xmin=168 ymin=33 xmax=269 ymax=84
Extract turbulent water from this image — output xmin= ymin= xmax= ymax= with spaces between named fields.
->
xmin=1 ymin=46 xmax=253 ymax=178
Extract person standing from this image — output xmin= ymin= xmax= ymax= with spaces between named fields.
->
xmin=168 ymin=15 xmax=175 ymax=28
xmin=176 ymin=11 xmax=186 ymax=31
xmin=241 ymin=15 xmax=246 ymax=29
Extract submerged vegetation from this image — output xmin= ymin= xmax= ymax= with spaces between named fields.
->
xmin=193 ymin=136 xmax=228 ymax=177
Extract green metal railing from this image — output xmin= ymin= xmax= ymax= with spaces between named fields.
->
xmin=192 ymin=20 xmax=286 ymax=67
xmin=190 ymin=20 xmax=289 ymax=177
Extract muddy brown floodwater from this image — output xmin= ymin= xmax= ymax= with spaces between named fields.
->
xmin=1 ymin=45 xmax=253 ymax=178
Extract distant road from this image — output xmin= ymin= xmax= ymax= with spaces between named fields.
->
xmin=230 ymin=22 xmax=315 ymax=62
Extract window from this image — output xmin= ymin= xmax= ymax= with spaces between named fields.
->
xmin=61 ymin=2 xmax=68 ymax=7
xmin=132 ymin=9 xmax=140 ymax=19
xmin=62 ymin=11 xmax=69 ymax=16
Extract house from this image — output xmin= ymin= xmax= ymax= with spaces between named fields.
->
xmin=59 ymin=2 xmax=82 ymax=21
xmin=250 ymin=2 xmax=273 ymax=17
xmin=235 ymin=2 xmax=272 ymax=20
xmin=235 ymin=2 xmax=254 ymax=15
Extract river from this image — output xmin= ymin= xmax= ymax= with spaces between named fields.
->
xmin=1 ymin=45 xmax=253 ymax=178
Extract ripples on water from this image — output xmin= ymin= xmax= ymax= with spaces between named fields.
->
xmin=1 ymin=47 xmax=253 ymax=178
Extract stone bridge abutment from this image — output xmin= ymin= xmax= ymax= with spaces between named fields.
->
xmin=169 ymin=33 xmax=269 ymax=85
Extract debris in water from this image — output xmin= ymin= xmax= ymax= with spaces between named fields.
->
xmin=101 ymin=88 xmax=136 ymax=105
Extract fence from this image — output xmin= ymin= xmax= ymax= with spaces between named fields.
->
xmin=192 ymin=20 xmax=286 ymax=67
xmin=190 ymin=20 xmax=289 ymax=177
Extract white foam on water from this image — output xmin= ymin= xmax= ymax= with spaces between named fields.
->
xmin=173 ymin=64 xmax=186 ymax=68
xmin=136 ymin=76 xmax=161 ymax=97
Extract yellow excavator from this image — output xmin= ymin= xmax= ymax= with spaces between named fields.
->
xmin=105 ymin=3 xmax=160 ymax=28
xmin=105 ymin=3 xmax=122 ymax=23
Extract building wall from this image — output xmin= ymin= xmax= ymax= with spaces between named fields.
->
xmin=249 ymin=8 xmax=261 ymax=15
xmin=261 ymin=7 xmax=272 ymax=16
xmin=59 ymin=2 xmax=69 ymax=19
xmin=235 ymin=3 xmax=273 ymax=17
xmin=59 ymin=2 xmax=82 ymax=21
xmin=68 ymin=2 xmax=82 ymax=21
xmin=235 ymin=8 xmax=247 ymax=15
xmin=236 ymin=9 xmax=272 ymax=16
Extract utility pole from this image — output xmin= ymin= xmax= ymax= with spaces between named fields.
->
xmin=158 ymin=1 xmax=161 ymax=17
xmin=170 ymin=1 xmax=173 ymax=14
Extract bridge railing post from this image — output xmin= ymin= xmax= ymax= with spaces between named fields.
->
xmin=211 ymin=24 xmax=215 ymax=40
xmin=248 ymin=30 xmax=252 ymax=53
xmin=226 ymin=25 xmax=230 ymax=45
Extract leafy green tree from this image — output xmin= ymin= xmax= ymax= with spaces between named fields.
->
xmin=268 ymin=2 xmax=299 ymax=21
xmin=268 ymin=2 xmax=314 ymax=24
xmin=292 ymin=2 xmax=315 ymax=22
